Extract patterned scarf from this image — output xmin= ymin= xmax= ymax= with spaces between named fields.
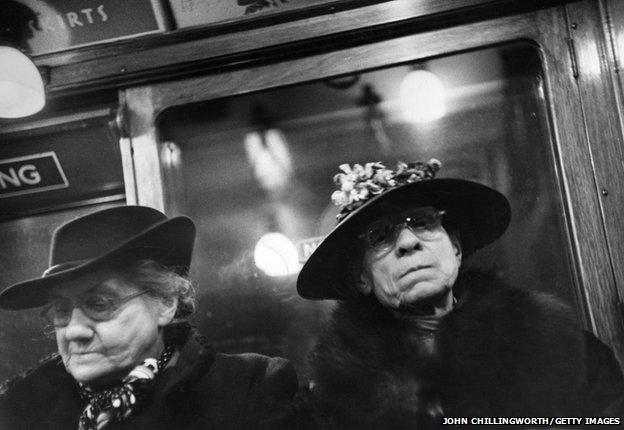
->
xmin=77 ymin=345 xmax=175 ymax=430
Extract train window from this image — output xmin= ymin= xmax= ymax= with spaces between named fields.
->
xmin=158 ymin=42 xmax=576 ymax=379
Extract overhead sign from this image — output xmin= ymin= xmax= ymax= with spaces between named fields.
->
xmin=1 ymin=113 xmax=125 ymax=220
xmin=0 ymin=152 xmax=68 ymax=198
xmin=16 ymin=0 xmax=168 ymax=55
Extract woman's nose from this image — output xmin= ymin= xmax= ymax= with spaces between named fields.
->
xmin=62 ymin=308 xmax=94 ymax=341
xmin=395 ymin=227 xmax=422 ymax=256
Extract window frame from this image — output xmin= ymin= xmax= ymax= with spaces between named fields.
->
xmin=122 ymin=2 xmax=624 ymax=366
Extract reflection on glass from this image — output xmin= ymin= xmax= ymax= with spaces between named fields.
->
xmin=159 ymin=42 xmax=575 ymax=380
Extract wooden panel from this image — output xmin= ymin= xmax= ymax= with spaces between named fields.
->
xmin=116 ymin=91 xmax=138 ymax=205
xmin=42 ymin=0 xmax=569 ymax=94
xmin=144 ymin=15 xmax=534 ymax=110
xmin=125 ymin=86 xmax=166 ymax=211
xmin=119 ymin=135 xmax=137 ymax=205
xmin=536 ymin=5 xmax=624 ymax=362
xmin=608 ymin=0 xmax=624 ymax=101
xmin=564 ymin=1 xmax=624 ymax=353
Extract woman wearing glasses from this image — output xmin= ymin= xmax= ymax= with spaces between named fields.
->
xmin=297 ymin=160 xmax=624 ymax=428
xmin=0 ymin=206 xmax=298 ymax=430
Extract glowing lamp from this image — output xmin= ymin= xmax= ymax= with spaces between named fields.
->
xmin=254 ymin=232 xmax=301 ymax=277
xmin=399 ymin=69 xmax=446 ymax=123
xmin=0 ymin=46 xmax=45 ymax=118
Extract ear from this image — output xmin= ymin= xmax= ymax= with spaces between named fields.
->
xmin=450 ymin=233 xmax=463 ymax=262
xmin=157 ymin=296 xmax=178 ymax=327
xmin=356 ymin=272 xmax=373 ymax=295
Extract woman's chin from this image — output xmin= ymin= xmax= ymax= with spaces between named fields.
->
xmin=396 ymin=284 xmax=452 ymax=315
xmin=67 ymin=363 xmax=124 ymax=387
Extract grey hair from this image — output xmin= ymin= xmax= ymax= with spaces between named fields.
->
xmin=123 ymin=259 xmax=196 ymax=321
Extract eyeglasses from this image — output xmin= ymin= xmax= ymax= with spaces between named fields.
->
xmin=41 ymin=290 xmax=149 ymax=327
xmin=359 ymin=208 xmax=446 ymax=252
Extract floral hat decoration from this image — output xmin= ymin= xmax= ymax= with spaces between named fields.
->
xmin=297 ymin=159 xmax=511 ymax=300
xmin=331 ymin=159 xmax=442 ymax=222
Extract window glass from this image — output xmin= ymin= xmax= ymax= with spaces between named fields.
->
xmin=159 ymin=42 xmax=576 ymax=379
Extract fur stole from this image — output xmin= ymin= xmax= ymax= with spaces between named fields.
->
xmin=307 ymin=271 xmax=597 ymax=429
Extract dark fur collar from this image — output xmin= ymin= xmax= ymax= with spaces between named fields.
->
xmin=309 ymin=271 xmax=587 ymax=428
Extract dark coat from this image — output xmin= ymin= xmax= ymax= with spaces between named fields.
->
xmin=0 ymin=327 xmax=299 ymax=430
xmin=306 ymin=272 xmax=624 ymax=429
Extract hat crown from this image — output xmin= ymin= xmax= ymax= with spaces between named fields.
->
xmin=50 ymin=206 xmax=168 ymax=266
xmin=0 ymin=205 xmax=195 ymax=310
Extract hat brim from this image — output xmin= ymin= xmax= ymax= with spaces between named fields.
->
xmin=0 ymin=216 xmax=195 ymax=310
xmin=297 ymin=179 xmax=510 ymax=300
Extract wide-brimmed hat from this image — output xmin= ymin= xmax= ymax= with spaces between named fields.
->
xmin=0 ymin=206 xmax=196 ymax=310
xmin=297 ymin=160 xmax=511 ymax=300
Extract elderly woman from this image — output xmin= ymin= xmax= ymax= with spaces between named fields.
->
xmin=297 ymin=160 xmax=624 ymax=428
xmin=0 ymin=206 xmax=298 ymax=430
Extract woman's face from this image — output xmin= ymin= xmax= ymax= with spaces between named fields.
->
xmin=360 ymin=210 xmax=462 ymax=313
xmin=51 ymin=270 xmax=175 ymax=386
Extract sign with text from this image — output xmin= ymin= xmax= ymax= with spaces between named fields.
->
xmin=0 ymin=152 xmax=68 ymax=198
xmin=1 ymin=116 xmax=124 ymax=219
xmin=16 ymin=0 xmax=168 ymax=55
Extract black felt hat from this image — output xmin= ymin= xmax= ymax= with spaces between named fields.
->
xmin=0 ymin=206 xmax=196 ymax=310
xmin=296 ymin=160 xmax=511 ymax=300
